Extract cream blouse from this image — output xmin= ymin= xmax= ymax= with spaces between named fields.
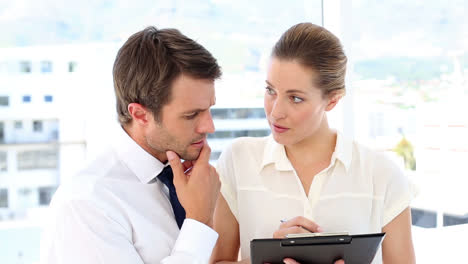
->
xmin=216 ymin=133 xmax=417 ymax=264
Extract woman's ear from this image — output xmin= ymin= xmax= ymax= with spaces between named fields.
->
xmin=127 ymin=103 xmax=149 ymax=125
xmin=325 ymin=91 xmax=344 ymax=111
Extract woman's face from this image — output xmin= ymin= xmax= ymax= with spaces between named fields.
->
xmin=264 ymin=57 xmax=334 ymax=147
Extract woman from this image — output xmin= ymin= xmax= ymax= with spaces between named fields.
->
xmin=211 ymin=23 xmax=416 ymax=264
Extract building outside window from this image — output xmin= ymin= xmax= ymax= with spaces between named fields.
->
xmin=19 ymin=61 xmax=31 ymax=73
xmin=38 ymin=186 xmax=57 ymax=206
xmin=0 ymin=151 xmax=7 ymax=171
xmin=44 ymin=95 xmax=53 ymax=103
xmin=0 ymin=189 xmax=8 ymax=208
xmin=33 ymin=120 xmax=43 ymax=132
xmin=0 ymin=96 xmax=8 ymax=106
xmin=14 ymin=121 xmax=22 ymax=129
xmin=0 ymin=122 xmax=4 ymax=143
xmin=16 ymin=188 xmax=36 ymax=209
xmin=40 ymin=61 xmax=53 ymax=73
xmin=22 ymin=95 xmax=31 ymax=103
xmin=17 ymin=149 xmax=58 ymax=170
xmin=68 ymin=61 xmax=77 ymax=72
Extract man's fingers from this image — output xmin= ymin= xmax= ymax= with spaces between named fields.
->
xmin=181 ymin=160 xmax=194 ymax=172
xmin=196 ymin=141 xmax=212 ymax=164
xmin=334 ymin=260 xmax=345 ymax=264
xmin=166 ymin=151 xmax=186 ymax=185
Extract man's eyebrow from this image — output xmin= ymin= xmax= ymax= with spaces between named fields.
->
xmin=181 ymin=102 xmax=215 ymax=115
xmin=182 ymin=108 xmax=205 ymax=114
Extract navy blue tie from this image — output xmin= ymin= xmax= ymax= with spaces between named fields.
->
xmin=157 ymin=166 xmax=186 ymax=229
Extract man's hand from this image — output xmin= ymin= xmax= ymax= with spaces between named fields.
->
xmin=273 ymin=216 xmax=323 ymax=238
xmin=167 ymin=143 xmax=220 ymax=227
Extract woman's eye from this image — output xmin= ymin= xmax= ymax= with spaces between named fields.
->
xmin=292 ymin=96 xmax=303 ymax=103
xmin=265 ymin=87 xmax=275 ymax=95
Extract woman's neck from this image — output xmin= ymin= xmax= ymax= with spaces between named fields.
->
xmin=285 ymin=121 xmax=337 ymax=167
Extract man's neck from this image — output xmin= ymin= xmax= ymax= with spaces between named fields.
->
xmin=122 ymin=124 xmax=168 ymax=163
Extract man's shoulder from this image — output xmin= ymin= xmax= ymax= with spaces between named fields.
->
xmin=52 ymin=148 xmax=130 ymax=206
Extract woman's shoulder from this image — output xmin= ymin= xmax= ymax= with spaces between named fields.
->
xmin=218 ymin=136 xmax=270 ymax=165
xmin=349 ymin=139 xmax=407 ymax=186
xmin=230 ymin=136 xmax=269 ymax=149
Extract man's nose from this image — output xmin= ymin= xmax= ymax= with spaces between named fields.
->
xmin=197 ymin=110 xmax=215 ymax=134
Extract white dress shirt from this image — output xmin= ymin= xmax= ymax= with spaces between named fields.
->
xmin=40 ymin=126 xmax=218 ymax=264
xmin=216 ymin=133 xmax=417 ymax=264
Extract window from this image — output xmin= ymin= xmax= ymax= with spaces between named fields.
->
xmin=38 ymin=186 xmax=57 ymax=206
xmin=68 ymin=61 xmax=77 ymax=72
xmin=17 ymin=149 xmax=58 ymax=170
xmin=0 ymin=151 xmax=6 ymax=171
xmin=207 ymin=129 xmax=270 ymax=139
xmin=44 ymin=95 xmax=53 ymax=102
xmin=22 ymin=95 xmax=31 ymax=103
xmin=211 ymin=108 xmax=266 ymax=119
xmin=350 ymin=1 xmax=467 ymax=230
xmin=40 ymin=61 xmax=53 ymax=73
xmin=14 ymin=121 xmax=22 ymax=129
xmin=0 ymin=96 xmax=8 ymax=106
xmin=0 ymin=189 xmax=8 ymax=208
xmin=16 ymin=188 xmax=35 ymax=209
xmin=210 ymin=151 xmax=221 ymax=161
xmin=0 ymin=122 xmax=4 ymax=143
xmin=19 ymin=61 xmax=31 ymax=73
xmin=33 ymin=120 xmax=43 ymax=132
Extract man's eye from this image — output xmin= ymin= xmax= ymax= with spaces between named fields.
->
xmin=185 ymin=112 xmax=198 ymax=119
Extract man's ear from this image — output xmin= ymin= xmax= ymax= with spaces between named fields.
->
xmin=325 ymin=91 xmax=344 ymax=111
xmin=128 ymin=103 xmax=149 ymax=125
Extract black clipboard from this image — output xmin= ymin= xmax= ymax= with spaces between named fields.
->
xmin=250 ymin=232 xmax=385 ymax=264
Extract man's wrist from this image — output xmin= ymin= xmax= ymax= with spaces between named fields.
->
xmin=186 ymin=213 xmax=213 ymax=228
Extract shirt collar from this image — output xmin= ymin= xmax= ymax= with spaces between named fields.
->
xmin=112 ymin=125 xmax=166 ymax=184
xmin=261 ymin=135 xmax=294 ymax=171
xmin=260 ymin=131 xmax=353 ymax=172
xmin=332 ymin=131 xmax=353 ymax=172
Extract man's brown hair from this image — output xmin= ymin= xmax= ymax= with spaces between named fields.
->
xmin=113 ymin=26 xmax=222 ymax=124
xmin=272 ymin=22 xmax=347 ymax=97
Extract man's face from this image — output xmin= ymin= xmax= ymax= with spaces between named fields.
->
xmin=145 ymin=74 xmax=215 ymax=161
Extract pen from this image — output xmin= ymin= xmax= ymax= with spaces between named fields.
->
xmin=280 ymin=219 xmax=315 ymax=233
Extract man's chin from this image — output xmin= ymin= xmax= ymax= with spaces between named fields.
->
xmin=179 ymin=149 xmax=202 ymax=161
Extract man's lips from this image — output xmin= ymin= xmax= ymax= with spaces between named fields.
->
xmin=191 ymin=139 xmax=205 ymax=147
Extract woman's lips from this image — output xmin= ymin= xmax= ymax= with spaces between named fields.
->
xmin=272 ymin=124 xmax=289 ymax=133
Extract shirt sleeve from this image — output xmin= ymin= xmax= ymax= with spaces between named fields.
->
xmin=216 ymin=142 xmax=239 ymax=220
xmin=164 ymin=218 xmax=218 ymax=263
xmin=379 ymin=154 xmax=419 ymax=227
xmin=41 ymin=199 xmax=218 ymax=264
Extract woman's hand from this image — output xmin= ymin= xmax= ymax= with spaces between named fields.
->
xmin=273 ymin=216 xmax=344 ymax=264
xmin=272 ymin=216 xmax=323 ymax=238
xmin=283 ymin=258 xmax=345 ymax=264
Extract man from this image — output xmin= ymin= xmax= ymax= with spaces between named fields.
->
xmin=40 ymin=26 xmax=222 ymax=264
